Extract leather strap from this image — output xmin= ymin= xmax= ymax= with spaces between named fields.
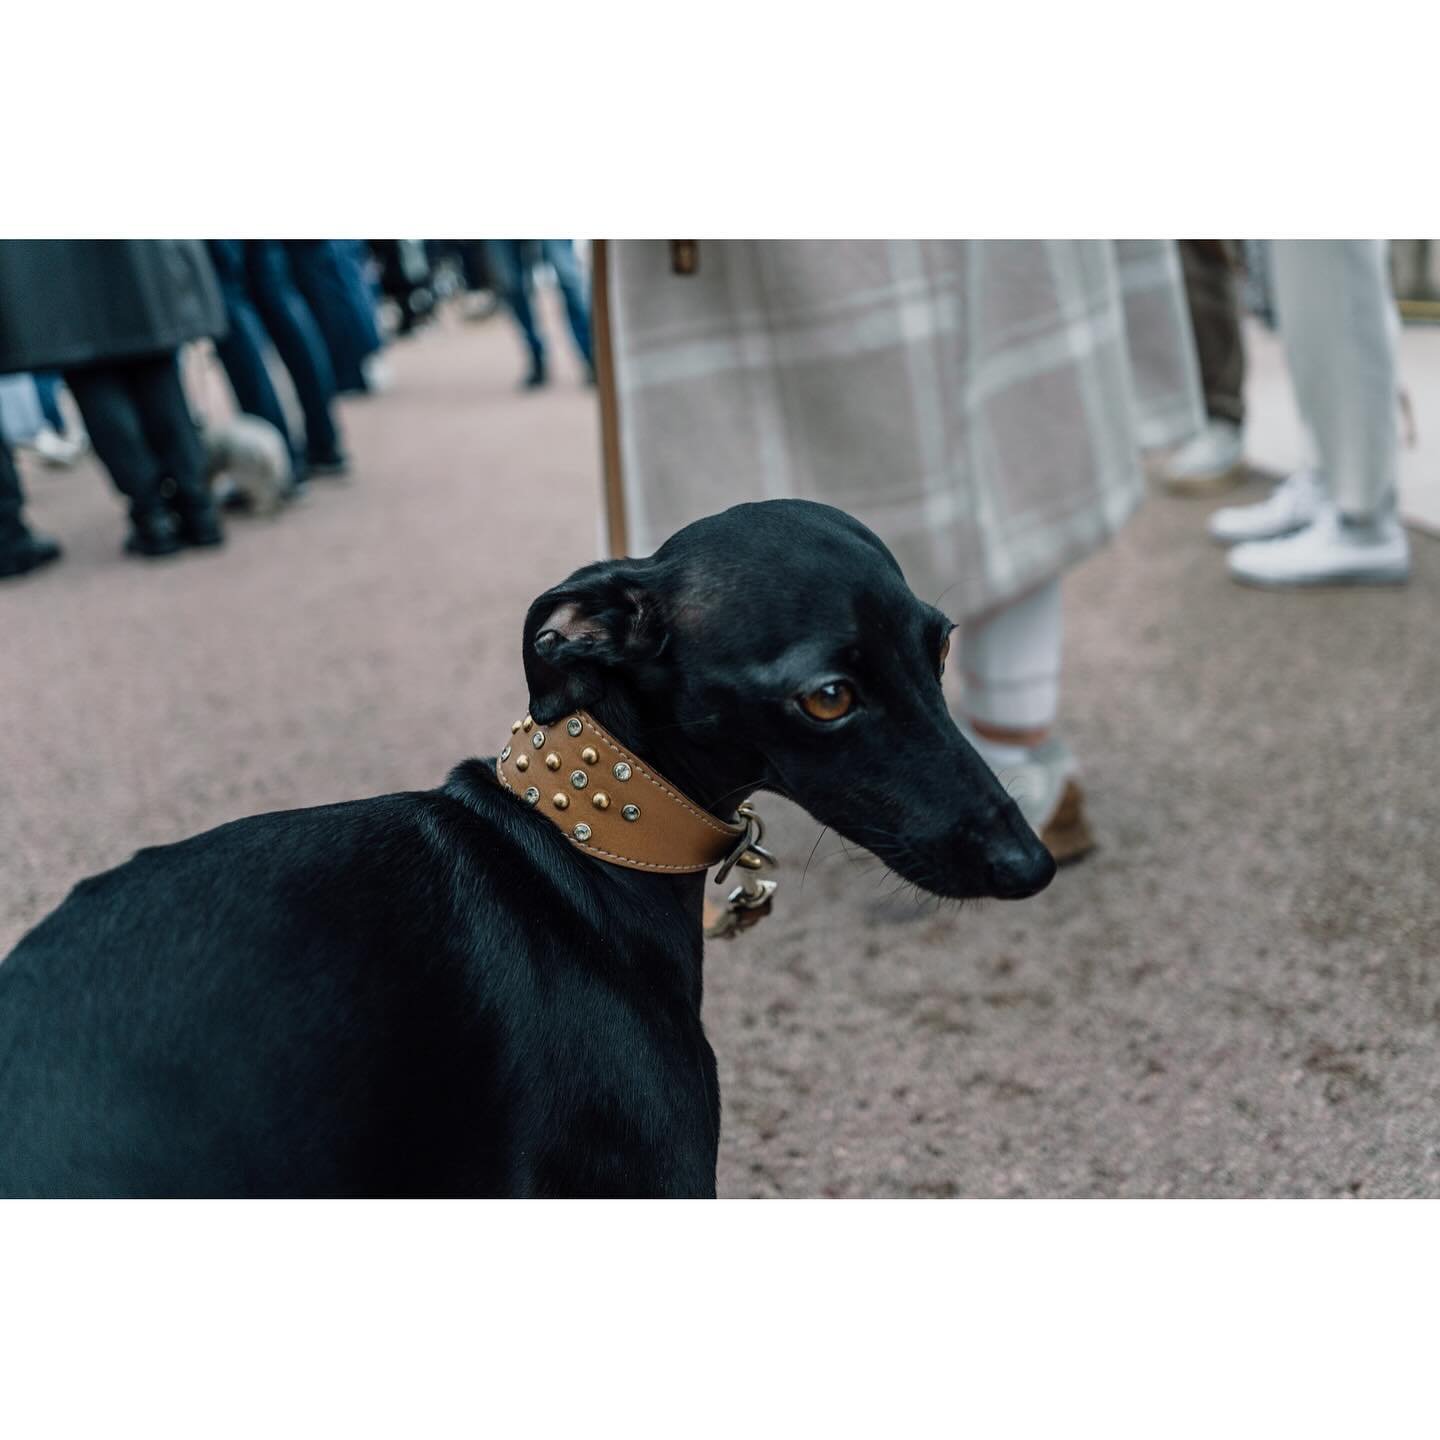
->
xmin=495 ymin=709 xmax=744 ymax=874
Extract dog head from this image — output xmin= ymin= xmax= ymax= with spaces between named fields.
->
xmin=523 ymin=500 xmax=1055 ymax=901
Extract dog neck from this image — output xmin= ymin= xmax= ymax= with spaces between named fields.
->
xmin=496 ymin=709 xmax=746 ymax=875
xmin=496 ymin=706 xmax=779 ymax=939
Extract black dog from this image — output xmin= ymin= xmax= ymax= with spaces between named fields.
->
xmin=0 ymin=500 xmax=1054 ymax=1197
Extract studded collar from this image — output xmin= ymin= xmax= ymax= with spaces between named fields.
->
xmin=495 ymin=709 xmax=749 ymax=874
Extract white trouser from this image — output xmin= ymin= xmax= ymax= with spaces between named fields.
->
xmin=959 ymin=579 xmax=1063 ymax=733
xmin=1271 ymin=240 xmax=1399 ymax=521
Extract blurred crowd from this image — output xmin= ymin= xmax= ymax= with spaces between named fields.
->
xmin=2 ymin=238 xmax=1425 ymax=871
xmin=0 ymin=239 xmax=593 ymax=577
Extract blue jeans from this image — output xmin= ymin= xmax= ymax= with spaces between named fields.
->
xmin=284 ymin=241 xmax=383 ymax=395
xmin=34 ymin=374 xmax=67 ymax=434
xmin=242 ymin=241 xmax=343 ymax=464
xmin=485 ymin=240 xmax=593 ymax=370
xmin=206 ymin=240 xmax=304 ymax=470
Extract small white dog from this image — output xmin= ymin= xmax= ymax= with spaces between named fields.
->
xmin=201 ymin=415 xmax=293 ymax=517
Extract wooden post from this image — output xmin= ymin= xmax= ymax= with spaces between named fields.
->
xmin=591 ymin=239 xmax=629 ymax=558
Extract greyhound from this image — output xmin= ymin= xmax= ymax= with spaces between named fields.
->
xmin=0 ymin=500 xmax=1054 ymax=1197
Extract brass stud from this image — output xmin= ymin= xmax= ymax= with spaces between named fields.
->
xmin=522 ymin=716 xmax=533 ymax=732
xmin=552 ymin=793 xmax=569 ymax=810
xmin=573 ymin=823 xmax=592 ymax=842
xmin=621 ymin=804 xmax=640 ymax=822
xmin=500 ymin=744 xmax=511 ymax=761
xmin=581 ymin=746 xmax=599 ymax=765
xmin=522 ymin=787 xmax=540 ymax=806
xmin=566 ymin=717 xmax=583 ymax=737
xmin=515 ymin=755 xmax=529 ymax=772
xmin=545 ymin=753 xmax=561 ymax=771
xmin=592 ymin=792 xmax=610 ymax=810
xmin=570 ymin=769 xmax=588 ymax=790
xmin=737 ymin=851 xmax=764 ymax=870
xmin=531 ymin=731 xmax=545 ymax=748
xmin=612 ymin=761 xmax=632 ymax=782
xmin=511 ymin=720 xmax=522 ymax=734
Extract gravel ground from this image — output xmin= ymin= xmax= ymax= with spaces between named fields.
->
xmin=4 ymin=302 xmax=1438 ymax=1197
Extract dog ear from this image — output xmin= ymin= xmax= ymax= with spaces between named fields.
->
xmin=522 ymin=558 xmax=665 ymax=723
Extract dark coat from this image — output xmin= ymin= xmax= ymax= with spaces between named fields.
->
xmin=0 ymin=240 xmax=226 ymax=375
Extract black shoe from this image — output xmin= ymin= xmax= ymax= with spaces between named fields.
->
xmin=0 ymin=530 xmax=63 ymax=579
xmin=306 ymin=450 xmax=350 ymax=478
xmin=124 ymin=504 xmax=183 ymax=558
xmin=171 ymin=495 xmax=225 ymax=547
xmin=522 ymin=357 xmax=548 ymax=390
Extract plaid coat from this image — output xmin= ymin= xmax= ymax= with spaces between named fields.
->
xmin=608 ymin=240 xmax=1202 ymax=616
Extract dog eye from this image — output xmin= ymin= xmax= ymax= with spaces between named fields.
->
xmin=938 ymin=633 xmax=951 ymax=677
xmin=799 ymin=682 xmax=855 ymax=722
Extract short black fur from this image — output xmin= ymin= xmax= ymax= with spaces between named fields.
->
xmin=0 ymin=501 xmax=1053 ymax=1196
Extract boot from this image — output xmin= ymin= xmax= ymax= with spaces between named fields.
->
xmin=124 ymin=502 xmax=183 ymax=558
xmin=0 ymin=527 xmax=63 ymax=579
xmin=167 ymin=485 xmax=225 ymax=548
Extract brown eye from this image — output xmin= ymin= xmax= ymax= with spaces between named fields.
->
xmin=799 ymin=682 xmax=855 ymax=722
xmin=939 ymin=633 xmax=951 ymax=677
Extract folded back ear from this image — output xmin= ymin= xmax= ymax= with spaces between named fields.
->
xmin=522 ymin=558 xmax=665 ymax=723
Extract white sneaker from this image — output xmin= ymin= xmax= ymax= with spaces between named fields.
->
xmin=1227 ymin=506 xmax=1410 ymax=588
xmin=1160 ymin=419 xmax=1245 ymax=493
xmin=23 ymin=426 xmax=88 ymax=468
xmin=1208 ymin=469 xmax=1321 ymax=546
xmin=361 ymin=354 xmax=394 ymax=394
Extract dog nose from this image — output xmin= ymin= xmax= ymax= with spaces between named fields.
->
xmin=986 ymin=832 xmax=1057 ymax=899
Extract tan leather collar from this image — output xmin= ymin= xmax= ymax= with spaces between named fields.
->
xmin=496 ymin=709 xmax=745 ymax=873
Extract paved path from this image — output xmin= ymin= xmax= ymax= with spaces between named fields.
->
xmin=3 ymin=304 xmax=1438 ymax=1196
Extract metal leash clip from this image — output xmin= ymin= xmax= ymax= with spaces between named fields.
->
xmin=705 ymin=804 xmax=779 ymax=941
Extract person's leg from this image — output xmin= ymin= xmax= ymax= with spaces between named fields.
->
xmin=127 ymin=351 xmax=224 ymax=547
xmin=207 ymin=241 xmax=304 ymax=473
xmin=1181 ymin=240 xmax=1245 ymax=426
xmin=64 ymin=363 xmax=182 ymax=555
xmin=486 ymin=240 xmax=547 ymax=384
xmin=1274 ymin=239 xmax=1397 ymax=522
xmin=956 ymin=579 xmax=1091 ymax=861
xmin=1161 ymin=240 xmax=1246 ymax=492
xmin=540 ymin=239 xmax=593 ymax=369
xmin=283 ymin=240 xmax=374 ymax=394
xmin=1227 ymin=240 xmax=1407 ymax=586
xmin=245 ymin=241 xmax=346 ymax=468
xmin=0 ymin=440 xmax=23 ymax=539
xmin=34 ymin=374 xmax=68 ymax=434
xmin=960 ymin=580 xmax=1063 ymax=746
xmin=0 ymin=438 xmax=62 ymax=577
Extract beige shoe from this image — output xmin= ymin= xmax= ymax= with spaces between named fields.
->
xmin=1159 ymin=419 xmax=1246 ymax=495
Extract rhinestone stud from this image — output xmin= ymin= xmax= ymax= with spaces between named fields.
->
xmin=553 ymin=793 xmax=569 ymax=810
xmin=532 ymin=731 xmax=545 ymax=748
xmin=592 ymin=792 xmax=610 ymax=810
xmin=612 ymin=762 xmax=632 ymax=782
xmin=500 ymin=744 xmax=511 ymax=761
xmin=570 ymin=770 xmax=588 ymax=790
xmin=566 ymin=717 xmax=583 ymax=737
xmin=621 ymin=804 xmax=640 ymax=822
xmin=522 ymin=787 xmax=540 ymax=806
xmin=515 ymin=755 xmax=529 ymax=772
xmin=573 ymin=823 xmax=592 ymax=842
xmin=545 ymin=753 xmax=561 ymax=770
xmin=581 ymin=746 xmax=599 ymax=765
